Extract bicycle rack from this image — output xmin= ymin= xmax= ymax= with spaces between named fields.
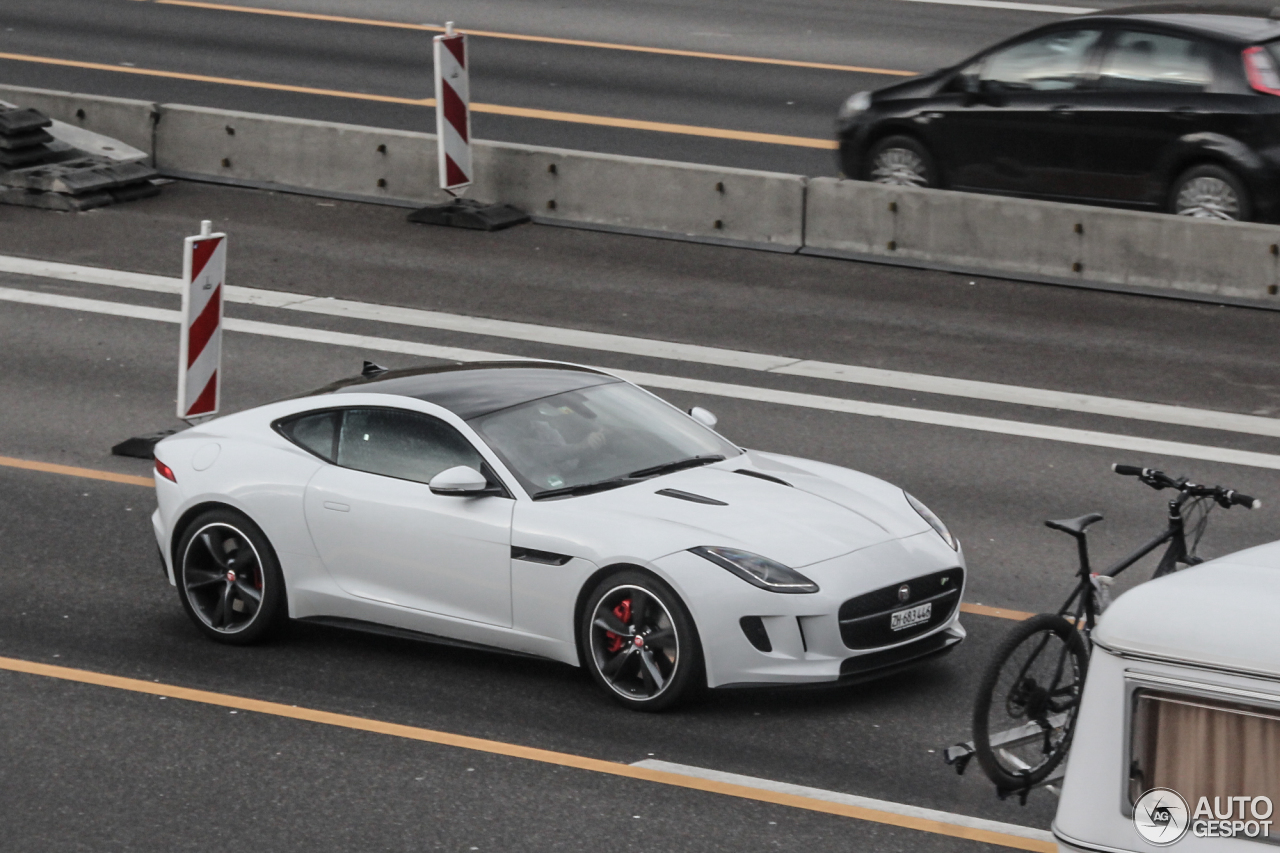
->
xmin=943 ymin=712 xmax=1069 ymax=805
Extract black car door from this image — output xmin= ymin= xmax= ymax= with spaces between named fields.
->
xmin=941 ymin=27 xmax=1103 ymax=196
xmin=1069 ymin=29 xmax=1223 ymax=204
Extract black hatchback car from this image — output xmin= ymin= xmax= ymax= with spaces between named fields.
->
xmin=836 ymin=4 xmax=1280 ymax=221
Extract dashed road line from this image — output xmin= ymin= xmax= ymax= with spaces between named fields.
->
xmin=4 ymin=284 xmax=1280 ymax=471
xmin=5 ymin=255 xmax=1279 ymax=440
xmin=0 ymin=655 xmax=1053 ymax=851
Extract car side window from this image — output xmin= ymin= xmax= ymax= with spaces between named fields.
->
xmin=336 ymin=407 xmax=484 ymax=485
xmin=981 ymin=29 xmax=1103 ymax=91
xmin=1098 ymin=31 xmax=1213 ymax=92
xmin=276 ymin=410 xmax=340 ymax=462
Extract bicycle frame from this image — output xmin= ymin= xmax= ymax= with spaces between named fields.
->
xmin=1056 ymin=491 xmax=1195 ymax=638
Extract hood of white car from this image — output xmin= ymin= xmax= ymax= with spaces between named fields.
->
xmin=545 ymin=456 xmax=929 ymax=567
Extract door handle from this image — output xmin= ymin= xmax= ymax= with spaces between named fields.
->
xmin=1050 ymin=105 xmax=1074 ymax=117
xmin=323 ymin=501 xmax=350 ymax=512
xmin=1172 ymin=107 xmax=1200 ymax=120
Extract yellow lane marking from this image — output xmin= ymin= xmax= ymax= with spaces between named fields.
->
xmin=0 ymin=51 xmax=836 ymax=148
xmin=960 ymin=602 xmax=1034 ymax=621
xmin=469 ymin=103 xmax=838 ymax=149
xmin=0 ymin=51 xmax=432 ymax=105
xmin=0 ymin=454 xmax=154 ymax=487
xmin=0 ymin=655 xmax=1052 ymax=851
xmin=152 ymin=0 xmax=917 ymax=77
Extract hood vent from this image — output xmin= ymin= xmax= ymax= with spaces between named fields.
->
xmin=655 ymin=488 xmax=727 ymax=506
xmin=734 ymin=469 xmax=792 ymax=487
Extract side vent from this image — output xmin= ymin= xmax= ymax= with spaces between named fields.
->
xmin=655 ymin=488 xmax=728 ymax=506
xmin=740 ymin=616 xmax=772 ymax=652
xmin=511 ymin=546 xmax=573 ymax=566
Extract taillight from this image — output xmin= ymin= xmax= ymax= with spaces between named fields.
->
xmin=1243 ymin=46 xmax=1280 ymax=95
xmin=155 ymin=457 xmax=177 ymax=483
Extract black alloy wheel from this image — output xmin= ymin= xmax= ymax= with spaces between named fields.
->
xmin=580 ymin=571 xmax=703 ymax=711
xmin=176 ymin=508 xmax=286 ymax=645
xmin=865 ymin=135 xmax=936 ymax=188
xmin=972 ymin=613 xmax=1089 ymax=792
xmin=1170 ymin=164 xmax=1251 ymax=221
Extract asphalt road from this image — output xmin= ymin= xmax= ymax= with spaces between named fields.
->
xmin=3 ymin=182 xmax=1280 ymax=850
xmin=0 ymin=0 xmax=1185 ymax=175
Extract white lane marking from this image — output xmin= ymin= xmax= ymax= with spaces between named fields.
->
xmin=893 ymin=0 xmax=1095 ymax=13
xmin=6 ymin=284 xmax=1280 ymax=471
xmin=630 ymin=759 xmax=1055 ymax=843
xmin=2 ymin=254 xmax=1277 ymax=440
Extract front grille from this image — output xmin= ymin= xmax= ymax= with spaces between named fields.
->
xmin=838 ymin=567 xmax=964 ymax=649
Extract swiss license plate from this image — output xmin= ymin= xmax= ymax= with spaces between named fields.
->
xmin=890 ymin=602 xmax=931 ymax=631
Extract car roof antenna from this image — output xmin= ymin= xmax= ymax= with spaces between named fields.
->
xmin=362 ymin=360 xmax=389 ymax=378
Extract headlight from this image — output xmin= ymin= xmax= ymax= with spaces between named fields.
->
xmin=905 ymin=492 xmax=958 ymax=550
xmin=690 ymin=546 xmax=819 ymax=594
xmin=837 ymin=91 xmax=872 ymax=121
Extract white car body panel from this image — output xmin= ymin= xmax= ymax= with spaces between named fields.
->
xmin=151 ymin=364 xmax=967 ymax=688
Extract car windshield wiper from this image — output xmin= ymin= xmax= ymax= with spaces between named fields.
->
xmin=532 ymin=477 xmax=635 ymax=500
xmin=627 ymin=455 xmax=726 ymax=480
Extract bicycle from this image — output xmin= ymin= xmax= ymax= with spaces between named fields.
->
xmin=947 ymin=464 xmax=1260 ymax=801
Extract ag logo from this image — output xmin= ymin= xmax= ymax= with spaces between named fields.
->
xmin=1134 ymin=788 xmax=1190 ymax=845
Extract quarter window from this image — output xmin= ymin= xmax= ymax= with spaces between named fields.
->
xmin=276 ymin=410 xmax=340 ymax=462
xmin=1129 ymin=689 xmax=1280 ymax=808
xmin=981 ymin=29 xmax=1103 ymax=91
xmin=337 ymin=408 xmax=485 ymax=486
xmin=1100 ymin=31 xmax=1213 ymax=92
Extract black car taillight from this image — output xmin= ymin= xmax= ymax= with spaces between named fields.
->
xmin=1243 ymin=46 xmax=1280 ymax=95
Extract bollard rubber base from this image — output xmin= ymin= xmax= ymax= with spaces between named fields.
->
xmin=407 ymin=198 xmax=530 ymax=231
xmin=111 ymin=429 xmax=178 ymax=459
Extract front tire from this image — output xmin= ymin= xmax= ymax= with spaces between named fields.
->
xmin=1170 ymin=164 xmax=1250 ymax=221
xmin=175 ymin=508 xmax=287 ymax=645
xmin=864 ymin=135 xmax=937 ymax=188
xmin=972 ymin=613 xmax=1088 ymax=792
xmin=579 ymin=571 xmax=703 ymax=712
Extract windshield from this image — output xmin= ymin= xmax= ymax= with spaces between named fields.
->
xmin=469 ymin=381 xmax=741 ymax=498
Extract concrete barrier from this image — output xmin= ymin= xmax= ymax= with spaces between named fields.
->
xmin=803 ymin=177 xmax=1280 ymax=300
xmin=155 ymin=105 xmax=447 ymax=206
xmin=6 ymin=84 xmax=1279 ymax=301
xmin=154 ymin=105 xmax=807 ymax=248
xmin=0 ymin=85 xmax=156 ymax=158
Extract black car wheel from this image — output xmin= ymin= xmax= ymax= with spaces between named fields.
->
xmin=1171 ymin=164 xmax=1251 ymax=221
xmin=579 ymin=571 xmax=703 ymax=711
xmin=865 ymin=135 xmax=936 ymax=188
xmin=176 ymin=508 xmax=287 ymax=644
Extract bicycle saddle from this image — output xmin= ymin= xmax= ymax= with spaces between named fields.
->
xmin=1045 ymin=512 xmax=1104 ymax=536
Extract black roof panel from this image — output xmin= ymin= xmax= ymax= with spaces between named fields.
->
xmin=312 ymin=361 xmax=619 ymax=419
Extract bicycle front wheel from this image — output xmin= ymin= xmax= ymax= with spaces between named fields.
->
xmin=972 ymin=613 xmax=1089 ymax=792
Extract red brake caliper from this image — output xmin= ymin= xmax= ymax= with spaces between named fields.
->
xmin=604 ymin=598 xmax=632 ymax=653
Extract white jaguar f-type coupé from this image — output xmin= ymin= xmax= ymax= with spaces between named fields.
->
xmin=151 ymin=361 xmax=966 ymax=710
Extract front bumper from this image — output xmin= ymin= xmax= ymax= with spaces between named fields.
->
xmin=654 ymin=532 xmax=966 ymax=689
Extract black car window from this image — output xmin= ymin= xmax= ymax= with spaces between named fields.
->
xmin=1098 ymin=31 xmax=1213 ymax=92
xmin=981 ymin=29 xmax=1102 ymax=92
xmin=276 ymin=410 xmax=340 ymax=462
xmin=337 ymin=407 xmax=484 ymax=485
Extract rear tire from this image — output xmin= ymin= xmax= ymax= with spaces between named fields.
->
xmin=579 ymin=570 xmax=704 ymax=712
xmin=175 ymin=508 xmax=287 ymax=645
xmin=1170 ymin=164 xmax=1251 ymax=221
xmin=972 ymin=613 xmax=1088 ymax=792
xmin=864 ymin=135 xmax=937 ymax=188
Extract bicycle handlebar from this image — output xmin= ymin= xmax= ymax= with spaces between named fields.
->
xmin=1112 ymin=463 xmax=1261 ymax=509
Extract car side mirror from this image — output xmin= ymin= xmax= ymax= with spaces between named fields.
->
xmin=688 ymin=406 xmax=718 ymax=428
xmin=429 ymin=465 xmax=491 ymax=496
